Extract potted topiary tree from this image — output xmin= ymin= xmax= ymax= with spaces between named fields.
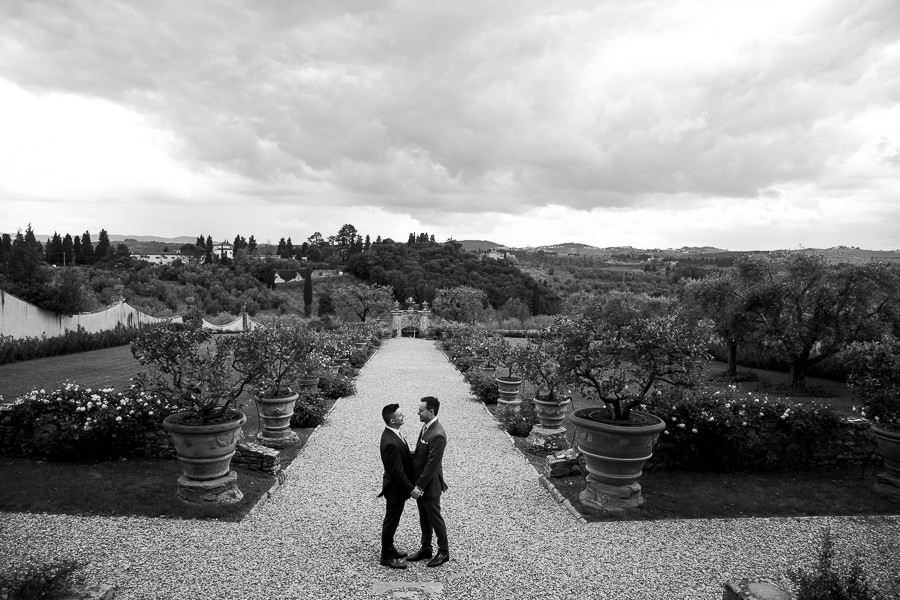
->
xmin=484 ymin=334 xmax=522 ymax=414
xmin=840 ymin=333 xmax=900 ymax=499
xmin=131 ymin=308 xmax=257 ymax=504
xmin=517 ymin=328 xmax=573 ymax=450
xmin=231 ymin=320 xmax=326 ymax=449
xmin=558 ymin=291 xmax=713 ymax=511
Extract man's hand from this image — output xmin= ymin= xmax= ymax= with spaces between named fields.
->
xmin=410 ymin=487 xmax=423 ymax=499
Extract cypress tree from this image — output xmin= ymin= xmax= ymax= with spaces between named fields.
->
xmin=303 ymin=268 xmax=313 ymax=317
xmin=62 ymin=234 xmax=74 ymax=266
xmin=80 ymin=231 xmax=94 ymax=264
xmin=95 ymin=229 xmax=111 ymax=260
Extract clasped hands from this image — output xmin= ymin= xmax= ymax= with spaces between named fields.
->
xmin=410 ymin=487 xmax=424 ymax=499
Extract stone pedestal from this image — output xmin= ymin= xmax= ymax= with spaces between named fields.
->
xmin=722 ymin=579 xmax=793 ymax=600
xmin=256 ymin=429 xmax=299 ymax=449
xmin=526 ymin=425 xmax=569 ymax=452
xmin=176 ymin=471 xmax=242 ymax=504
xmin=579 ymin=474 xmax=643 ymax=512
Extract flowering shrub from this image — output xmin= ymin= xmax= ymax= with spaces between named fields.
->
xmin=348 ymin=347 xmax=369 ymax=368
xmin=0 ymin=384 xmax=176 ymax=460
xmin=841 ymin=334 xmax=900 ymax=426
xmin=291 ymin=392 xmax=330 ymax=428
xmin=464 ymin=370 xmax=500 ymax=405
xmin=317 ymin=370 xmax=356 ymax=400
xmin=651 ymin=386 xmax=843 ymax=471
xmin=499 ymin=396 xmax=538 ymax=437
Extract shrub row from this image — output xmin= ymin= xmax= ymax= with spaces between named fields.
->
xmin=0 ymin=384 xmax=176 ymax=460
xmin=0 ymin=324 xmax=147 ymax=365
xmin=0 ymin=366 xmax=361 ymax=461
xmin=649 ymin=386 xmax=871 ymax=471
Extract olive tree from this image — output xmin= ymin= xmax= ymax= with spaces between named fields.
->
xmin=330 ymin=281 xmax=394 ymax=322
xmin=432 ymin=285 xmax=487 ymax=324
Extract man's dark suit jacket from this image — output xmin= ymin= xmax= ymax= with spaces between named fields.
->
xmin=413 ymin=420 xmax=449 ymax=498
xmin=379 ymin=428 xmax=415 ymax=501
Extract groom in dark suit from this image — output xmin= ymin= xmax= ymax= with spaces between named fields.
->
xmin=378 ymin=403 xmax=415 ymax=569
xmin=408 ymin=396 xmax=450 ymax=567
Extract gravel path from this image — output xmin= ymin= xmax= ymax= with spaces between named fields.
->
xmin=1 ymin=338 xmax=898 ymax=599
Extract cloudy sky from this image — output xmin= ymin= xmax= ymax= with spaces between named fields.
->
xmin=1 ymin=1 xmax=899 ymax=250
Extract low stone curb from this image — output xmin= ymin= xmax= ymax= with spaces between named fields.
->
xmin=244 ymin=375 xmax=351 ymax=518
xmin=538 ymin=474 xmax=588 ymax=524
xmin=477 ymin=402 xmax=588 ymax=525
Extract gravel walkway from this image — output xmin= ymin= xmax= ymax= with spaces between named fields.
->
xmin=1 ymin=338 xmax=898 ymax=599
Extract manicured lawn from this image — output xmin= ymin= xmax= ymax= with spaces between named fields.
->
xmin=0 ymin=345 xmax=140 ymax=401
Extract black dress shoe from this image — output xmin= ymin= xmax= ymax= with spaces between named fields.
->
xmin=379 ymin=557 xmax=408 ymax=569
xmin=391 ymin=545 xmax=407 ymax=558
xmin=426 ymin=552 xmax=449 ymax=567
xmin=406 ymin=547 xmax=433 ymax=562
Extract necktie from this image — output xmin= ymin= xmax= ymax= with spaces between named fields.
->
xmin=420 ymin=424 xmax=427 ymax=440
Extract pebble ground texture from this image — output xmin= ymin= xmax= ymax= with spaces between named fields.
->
xmin=2 ymin=338 xmax=899 ymax=599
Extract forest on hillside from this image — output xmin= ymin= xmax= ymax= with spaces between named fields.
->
xmin=344 ymin=240 xmax=561 ymax=314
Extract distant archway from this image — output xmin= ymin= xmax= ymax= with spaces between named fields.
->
xmin=391 ymin=297 xmax=431 ymax=337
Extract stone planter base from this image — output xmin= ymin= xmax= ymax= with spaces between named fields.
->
xmin=526 ymin=425 xmax=569 ymax=451
xmin=256 ymin=429 xmax=299 ymax=449
xmin=579 ymin=474 xmax=643 ymax=512
xmin=176 ymin=470 xmax=242 ymax=504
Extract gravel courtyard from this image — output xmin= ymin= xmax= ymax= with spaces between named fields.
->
xmin=1 ymin=337 xmax=898 ymax=599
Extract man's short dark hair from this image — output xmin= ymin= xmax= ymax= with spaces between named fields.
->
xmin=382 ymin=403 xmax=400 ymax=424
xmin=421 ymin=396 xmax=440 ymax=416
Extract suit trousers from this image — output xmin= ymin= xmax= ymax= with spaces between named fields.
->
xmin=416 ymin=495 xmax=448 ymax=553
xmin=381 ymin=499 xmax=406 ymax=558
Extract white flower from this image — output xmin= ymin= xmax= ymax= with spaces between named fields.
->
xmin=742 ymin=421 xmax=748 ymax=426
xmin=115 ymin=416 xmax=122 ymax=422
xmin=691 ymin=428 xmax=698 ymax=434
xmin=677 ymin=423 xmax=686 ymax=429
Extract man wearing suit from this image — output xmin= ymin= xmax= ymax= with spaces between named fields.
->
xmin=378 ymin=403 xmax=415 ymax=569
xmin=407 ymin=396 xmax=450 ymax=567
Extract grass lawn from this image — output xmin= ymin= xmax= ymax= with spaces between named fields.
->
xmin=0 ymin=345 xmax=141 ymax=401
xmin=0 ymin=345 xmax=333 ymax=521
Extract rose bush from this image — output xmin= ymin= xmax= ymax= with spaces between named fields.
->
xmin=651 ymin=385 xmax=843 ymax=471
xmin=0 ymin=383 xmax=176 ymax=460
